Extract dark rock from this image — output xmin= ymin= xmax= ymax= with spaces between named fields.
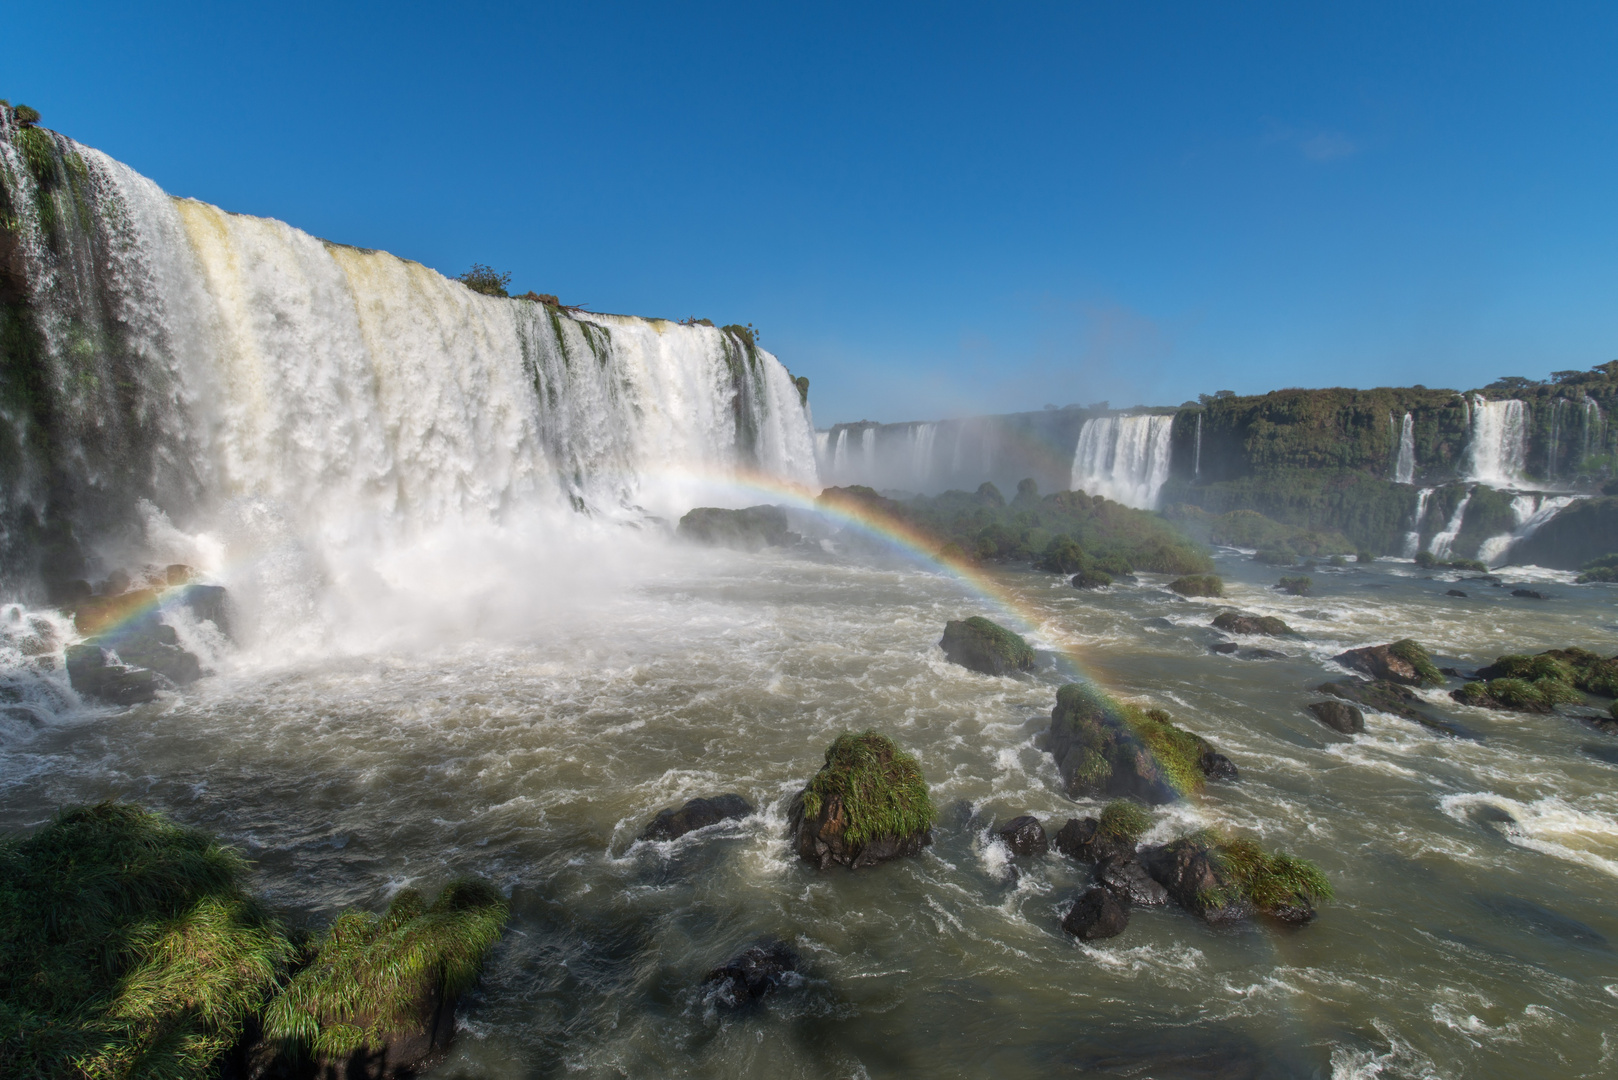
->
xmin=997 ymin=814 xmax=1048 ymax=856
xmin=1509 ymin=496 xmax=1618 ymax=570
xmin=1070 ymin=568 xmax=1113 ymax=589
xmin=1095 ymin=855 xmax=1169 ymax=905
xmin=1211 ymin=611 xmax=1297 ymax=637
xmin=1209 ymin=641 xmax=1239 ymax=655
xmin=701 ymin=939 xmax=802 ymax=1007
xmin=676 ymin=505 xmax=797 ymax=551
xmin=1446 ymin=589 xmax=1468 ymax=598
xmin=1047 ymin=682 xmax=1234 ymax=803
xmin=939 ymin=616 xmax=1035 ymax=676
xmin=1317 ymin=679 xmax=1472 ymax=739
xmin=1199 ymin=750 xmax=1239 ymax=781
xmin=1511 ymin=589 xmax=1548 ymax=600
xmin=1306 ymin=700 xmax=1365 ymax=734
xmin=788 ymin=733 xmax=934 ymax=870
xmin=1330 ymin=640 xmax=1442 ymax=686
xmin=640 ymin=794 xmax=754 ymax=841
xmin=1141 ymin=616 xmax=1175 ymax=630
xmin=1140 ymin=843 xmax=1253 ymax=924
xmin=65 ymin=645 xmax=160 ymax=705
xmin=1237 ymin=648 xmax=1285 ymax=661
xmin=1053 ymin=817 xmax=1135 ymax=864
xmin=177 ymin=583 xmax=231 ymax=637
xmin=1061 ymin=885 xmax=1130 ymax=940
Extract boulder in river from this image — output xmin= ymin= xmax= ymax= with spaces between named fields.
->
xmin=676 ymin=505 xmax=797 ymax=551
xmin=1211 ymin=611 xmax=1297 ymax=637
xmin=939 ymin=616 xmax=1035 ymax=676
xmin=1511 ymin=588 xmax=1548 ymax=600
xmin=1451 ymin=678 xmax=1580 ymax=714
xmin=1446 ymin=589 xmax=1468 ymax=598
xmin=1317 ymin=678 xmax=1470 ymax=738
xmin=1095 ymin=854 xmax=1169 ymax=906
xmin=1330 ymin=639 xmax=1443 ymax=687
xmin=997 ymin=814 xmax=1048 ymax=856
xmin=1306 ymin=700 xmax=1364 ymax=734
xmin=701 ymin=938 xmax=802 ymax=1007
xmin=1477 ymin=649 xmax=1618 ymax=697
xmin=1169 ymin=575 xmax=1224 ymax=598
xmin=1142 ymin=832 xmax=1328 ymax=926
xmin=1061 ymin=885 xmax=1130 ymax=941
xmin=1070 ymin=568 xmax=1113 ymax=590
xmin=1047 ymin=682 xmax=1236 ymax=803
xmin=640 ymin=794 xmax=754 ymax=841
xmin=65 ymin=645 xmax=162 ymax=705
xmin=790 ymin=731 xmax=935 ymax=869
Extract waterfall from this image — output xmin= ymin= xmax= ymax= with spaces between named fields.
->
xmin=0 ymin=116 xmax=817 ymax=599
xmin=909 ymin=423 xmax=937 ymax=487
xmin=1401 ymin=488 xmax=1434 ymax=558
xmin=1546 ymin=400 xmax=1564 ymax=482
xmin=1069 ymin=414 xmax=1175 ymax=510
xmin=1193 ymin=413 xmax=1202 ymax=479
xmin=1463 ymin=395 xmax=1527 ymax=487
xmin=1583 ymin=395 xmax=1605 ymax=467
xmin=1427 ymin=490 xmax=1474 ymax=560
xmin=1477 ymin=494 xmax=1579 ymax=566
xmin=1393 ymin=412 xmax=1416 ymax=484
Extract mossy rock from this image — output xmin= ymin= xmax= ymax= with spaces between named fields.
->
xmin=677 ymin=505 xmax=795 ymax=551
xmin=1142 ymin=830 xmax=1331 ymax=925
xmin=1331 ymin=640 xmax=1443 ymax=687
xmin=1317 ymin=679 xmax=1471 ymax=738
xmin=1047 ymin=682 xmax=1236 ymax=804
xmin=1451 ymin=677 xmax=1581 ymax=714
xmin=1070 ymin=568 xmax=1113 ymax=589
xmin=1212 ymin=611 xmax=1296 ymax=637
xmin=939 ymin=616 xmax=1035 ymax=676
xmin=790 ymin=732 xmax=935 ymax=869
xmin=1479 ymin=648 xmax=1618 ymax=698
xmin=1169 ymin=574 xmax=1224 ymax=598
xmin=1277 ymin=575 xmax=1312 ymax=596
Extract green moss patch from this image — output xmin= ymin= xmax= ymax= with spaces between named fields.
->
xmin=1213 ymin=835 xmax=1333 ymax=913
xmin=800 ymin=732 xmax=936 ymax=848
xmin=1097 ymin=800 xmax=1151 ymax=844
xmin=1388 ymin=639 xmax=1444 ymax=686
xmin=263 ymin=880 xmax=507 ymax=1060
xmin=1576 ymin=554 xmax=1618 ymax=584
xmin=1049 ymin=683 xmax=1218 ymax=801
xmin=1452 ymin=677 xmax=1581 ymax=713
xmin=1169 ymin=574 xmax=1224 ymax=597
xmin=1277 ymin=575 xmax=1312 ymax=595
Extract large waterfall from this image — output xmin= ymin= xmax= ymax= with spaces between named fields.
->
xmin=1463 ymin=395 xmax=1527 ymax=486
xmin=1069 ymin=414 xmax=1175 ymax=510
xmin=1393 ymin=412 xmax=1415 ymax=484
xmin=0 ymin=115 xmax=816 ymax=608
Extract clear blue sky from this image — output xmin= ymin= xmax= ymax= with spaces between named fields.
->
xmin=11 ymin=2 xmax=1617 ymax=425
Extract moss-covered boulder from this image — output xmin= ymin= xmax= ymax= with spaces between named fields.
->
xmin=1317 ymin=679 xmax=1471 ymax=738
xmin=789 ymin=732 xmax=935 ymax=869
xmin=1277 ymin=575 xmax=1312 ymax=596
xmin=938 ymin=616 xmax=1035 ymax=676
xmin=1306 ymin=700 xmax=1364 ymax=733
xmin=0 ymin=803 xmax=295 ymax=1079
xmin=1070 ymin=568 xmax=1113 ymax=589
xmin=1477 ymin=649 xmax=1618 ymax=697
xmin=261 ymin=879 xmax=509 ymax=1075
xmin=1211 ymin=611 xmax=1296 ymax=637
xmin=1451 ymin=678 xmax=1581 ymax=714
xmin=1046 ymin=682 xmax=1237 ymax=804
xmin=1331 ymin=640 xmax=1443 ymax=687
xmin=1141 ymin=831 xmax=1331 ymax=925
xmin=1169 ymin=574 xmax=1224 ymax=597
xmin=676 ymin=505 xmax=796 ymax=551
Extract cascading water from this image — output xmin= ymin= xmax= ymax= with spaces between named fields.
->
xmin=1401 ymin=488 xmax=1434 ymax=558
xmin=1463 ymin=396 xmax=1527 ymax=487
xmin=1193 ymin=412 xmax=1202 ymax=478
xmin=1476 ymin=494 xmax=1579 ymax=566
xmin=1393 ymin=412 xmax=1416 ymax=484
xmin=1427 ymin=489 xmax=1474 ymax=560
xmin=1069 ymin=414 xmax=1175 ymax=510
xmin=0 ymin=117 xmax=817 ymax=615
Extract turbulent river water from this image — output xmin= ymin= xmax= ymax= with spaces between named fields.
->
xmin=3 ymin=532 xmax=1616 ymax=1079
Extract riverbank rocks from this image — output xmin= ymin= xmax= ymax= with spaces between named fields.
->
xmin=790 ymin=731 xmax=935 ymax=869
xmin=997 ymin=815 xmax=1048 ymax=855
xmin=1140 ymin=832 xmax=1330 ymax=926
xmin=701 ymin=939 xmax=802 ymax=1008
xmin=1306 ymin=700 xmax=1365 ymax=734
xmin=1048 ymin=683 xmax=1236 ymax=803
xmin=1062 ymin=885 xmax=1130 ymax=940
xmin=1169 ymin=574 xmax=1224 ymax=598
xmin=677 ymin=505 xmax=796 ymax=550
xmin=1211 ymin=611 xmax=1296 ymax=637
xmin=640 ymin=794 xmax=754 ymax=841
xmin=1452 ymin=678 xmax=1579 ymax=714
xmin=1096 ymin=853 xmax=1169 ymax=906
xmin=1478 ymin=649 xmax=1618 ymax=697
xmin=57 ymin=573 xmax=231 ymax=705
xmin=939 ymin=616 xmax=1035 ymax=676
xmin=1070 ymin=568 xmax=1113 ymax=589
xmin=1054 ymin=817 xmax=1133 ymax=864
xmin=1330 ymin=639 xmax=1443 ymax=687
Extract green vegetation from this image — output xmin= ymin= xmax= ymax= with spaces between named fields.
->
xmin=457 ymin=264 xmax=511 ymax=297
xmin=1576 ymin=554 xmax=1618 ymax=584
xmin=1277 ymin=575 xmax=1312 ymax=595
xmin=794 ymin=374 xmax=809 ymax=405
xmin=15 ymin=126 xmax=56 ymax=184
xmin=800 ymin=732 xmax=936 ymax=848
xmin=1169 ymin=574 xmax=1223 ymax=597
xmin=263 ymin=880 xmax=507 ymax=1060
xmin=1051 ymin=683 xmax=1214 ymax=797
xmin=13 ymin=104 xmax=40 ymax=126
xmin=1211 ymin=611 xmax=1294 ymax=636
xmin=0 ymin=803 xmax=293 ymax=1079
xmin=1356 ymin=549 xmax=1374 ymax=563
xmin=819 ymin=484 xmax=1211 ymax=576
xmin=1480 ymin=648 xmax=1618 ymax=698
xmin=955 ymin=616 xmax=1034 ymax=669
xmin=1388 ymin=639 xmax=1444 ymax=687
xmin=720 ymin=322 xmax=759 ymax=348
xmin=1168 ymin=506 xmax=1356 ymax=558
xmin=1070 ymin=567 xmax=1113 ymax=589
xmin=1212 ymin=835 xmax=1334 ymax=914
xmin=1453 ymin=678 xmax=1581 ymax=713
xmin=1097 ymin=800 xmax=1151 ymax=844
xmin=1414 ymin=550 xmax=1487 ymax=572
xmin=1253 ymin=548 xmax=1298 ymax=566
xmin=1328 ymin=554 xmax=1347 ymax=567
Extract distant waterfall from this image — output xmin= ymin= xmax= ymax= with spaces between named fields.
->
xmin=1193 ymin=413 xmax=1202 ymax=479
xmin=1477 ymin=494 xmax=1578 ymax=566
xmin=1583 ymin=395 xmax=1606 ymax=464
xmin=1427 ymin=490 xmax=1474 ymax=560
xmin=1069 ymin=414 xmax=1175 ymax=510
xmin=1402 ymin=488 xmax=1434 ymax=558
xmin=1393 ymin=413 xmax=1416 ymax=484
xmin=1463 ymin=396 xmax=1527 ymax=487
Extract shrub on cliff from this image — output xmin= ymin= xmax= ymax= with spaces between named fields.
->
xmin=0 ymin=803 xmax=294 ymax=1079
xmin=791 ymin=732 xmax=935 ymax=868
xmin=457 ymin=264 xmax=511 ymax=297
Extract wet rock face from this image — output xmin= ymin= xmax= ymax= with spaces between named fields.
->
xmin=702 ymin=939 xmax=802 ymax=1008
xmin=1052 ymin=817 xmax=1135 ymax=864
xmin=938 ymin=617 xmax=1035 ymax=676
xmin=790 ymin=790 xmax=931 ymax=869
xmin=65 ymin=645 xmax=161 ymax=705
xmin=1330 ymin=642 xmax=1439 ymax=687
xmin=1211 ymin=612 xmax=1297 ymax=637
xmin=1306 ymin=700 xmax=1365 ymax=734
xmin=1047 ymin=682 xmax=1236 ymax=804
xmin=1095 ymin=855 xmax=1169 ymax=906
xmin=1318 ymin=679 xmax=1472 ymax=739
xmin=997 ymin=815 xmax=1048 ymax=856
xmin=640 ymin=794 xmax=754 ymax=842
xmin=676 ymin=505 xmax=797 ymax=550
xmin=1140 ymin=843 xmax=1253 ymax=924
xmin=1061 ymin=885 xmax=1129 ymax=940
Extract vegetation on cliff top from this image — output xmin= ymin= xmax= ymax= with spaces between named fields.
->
xmin=457 ymin=264 xmax=511 ymax=297
xmin=800 ymin=731 xmax=935 ymax=847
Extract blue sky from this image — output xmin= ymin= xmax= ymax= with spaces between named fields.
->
xmin=11 ymin=2 xmax=1617 ymax=425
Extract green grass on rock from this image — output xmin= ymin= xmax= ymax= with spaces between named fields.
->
xmin=801 ymin=731 xmax=936 ymax=848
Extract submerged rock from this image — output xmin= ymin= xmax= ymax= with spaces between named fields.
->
xmin=1211 ymin=611 xmax=1297 ymax=637
xmin=1061 ymin=885 xmax=1129 ymax=940
xmin=939 ymin=616 xmax=1035 ymax=676
xmin=1306 ymin=700 xmax=1365 ymax=734
xmin=640 ymin=794 xmax=754 ymax=841
xmin=677 ymin=505 xmax=796 ymax=551
xmin=1511 ymin=588 xmax=1548 ymax=600
xmin=1070 ymin=568 xmax=1113 ymax=590
xmin=790 ymin=731 xmax=934 ymax=869
xmin=1317 ymin=679 xmax=1470 ymax=738
xmin=1446 ymin=589 xmax=1468 ymax=598
xmin=997 ymin=815 xmax=1048 ymax=856
xmin=1209 ymin=642 xmax=1239 ymax=655
xmin=1047 ymin=682 xmax=1235 ymax=803
xmin=702 ymin=939 xmax=802 ymax=1007
xmin=65 ymin=645 xmax=161 ymax=705
xmin=1330 ymin=639 xmax=1443 ymax=687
